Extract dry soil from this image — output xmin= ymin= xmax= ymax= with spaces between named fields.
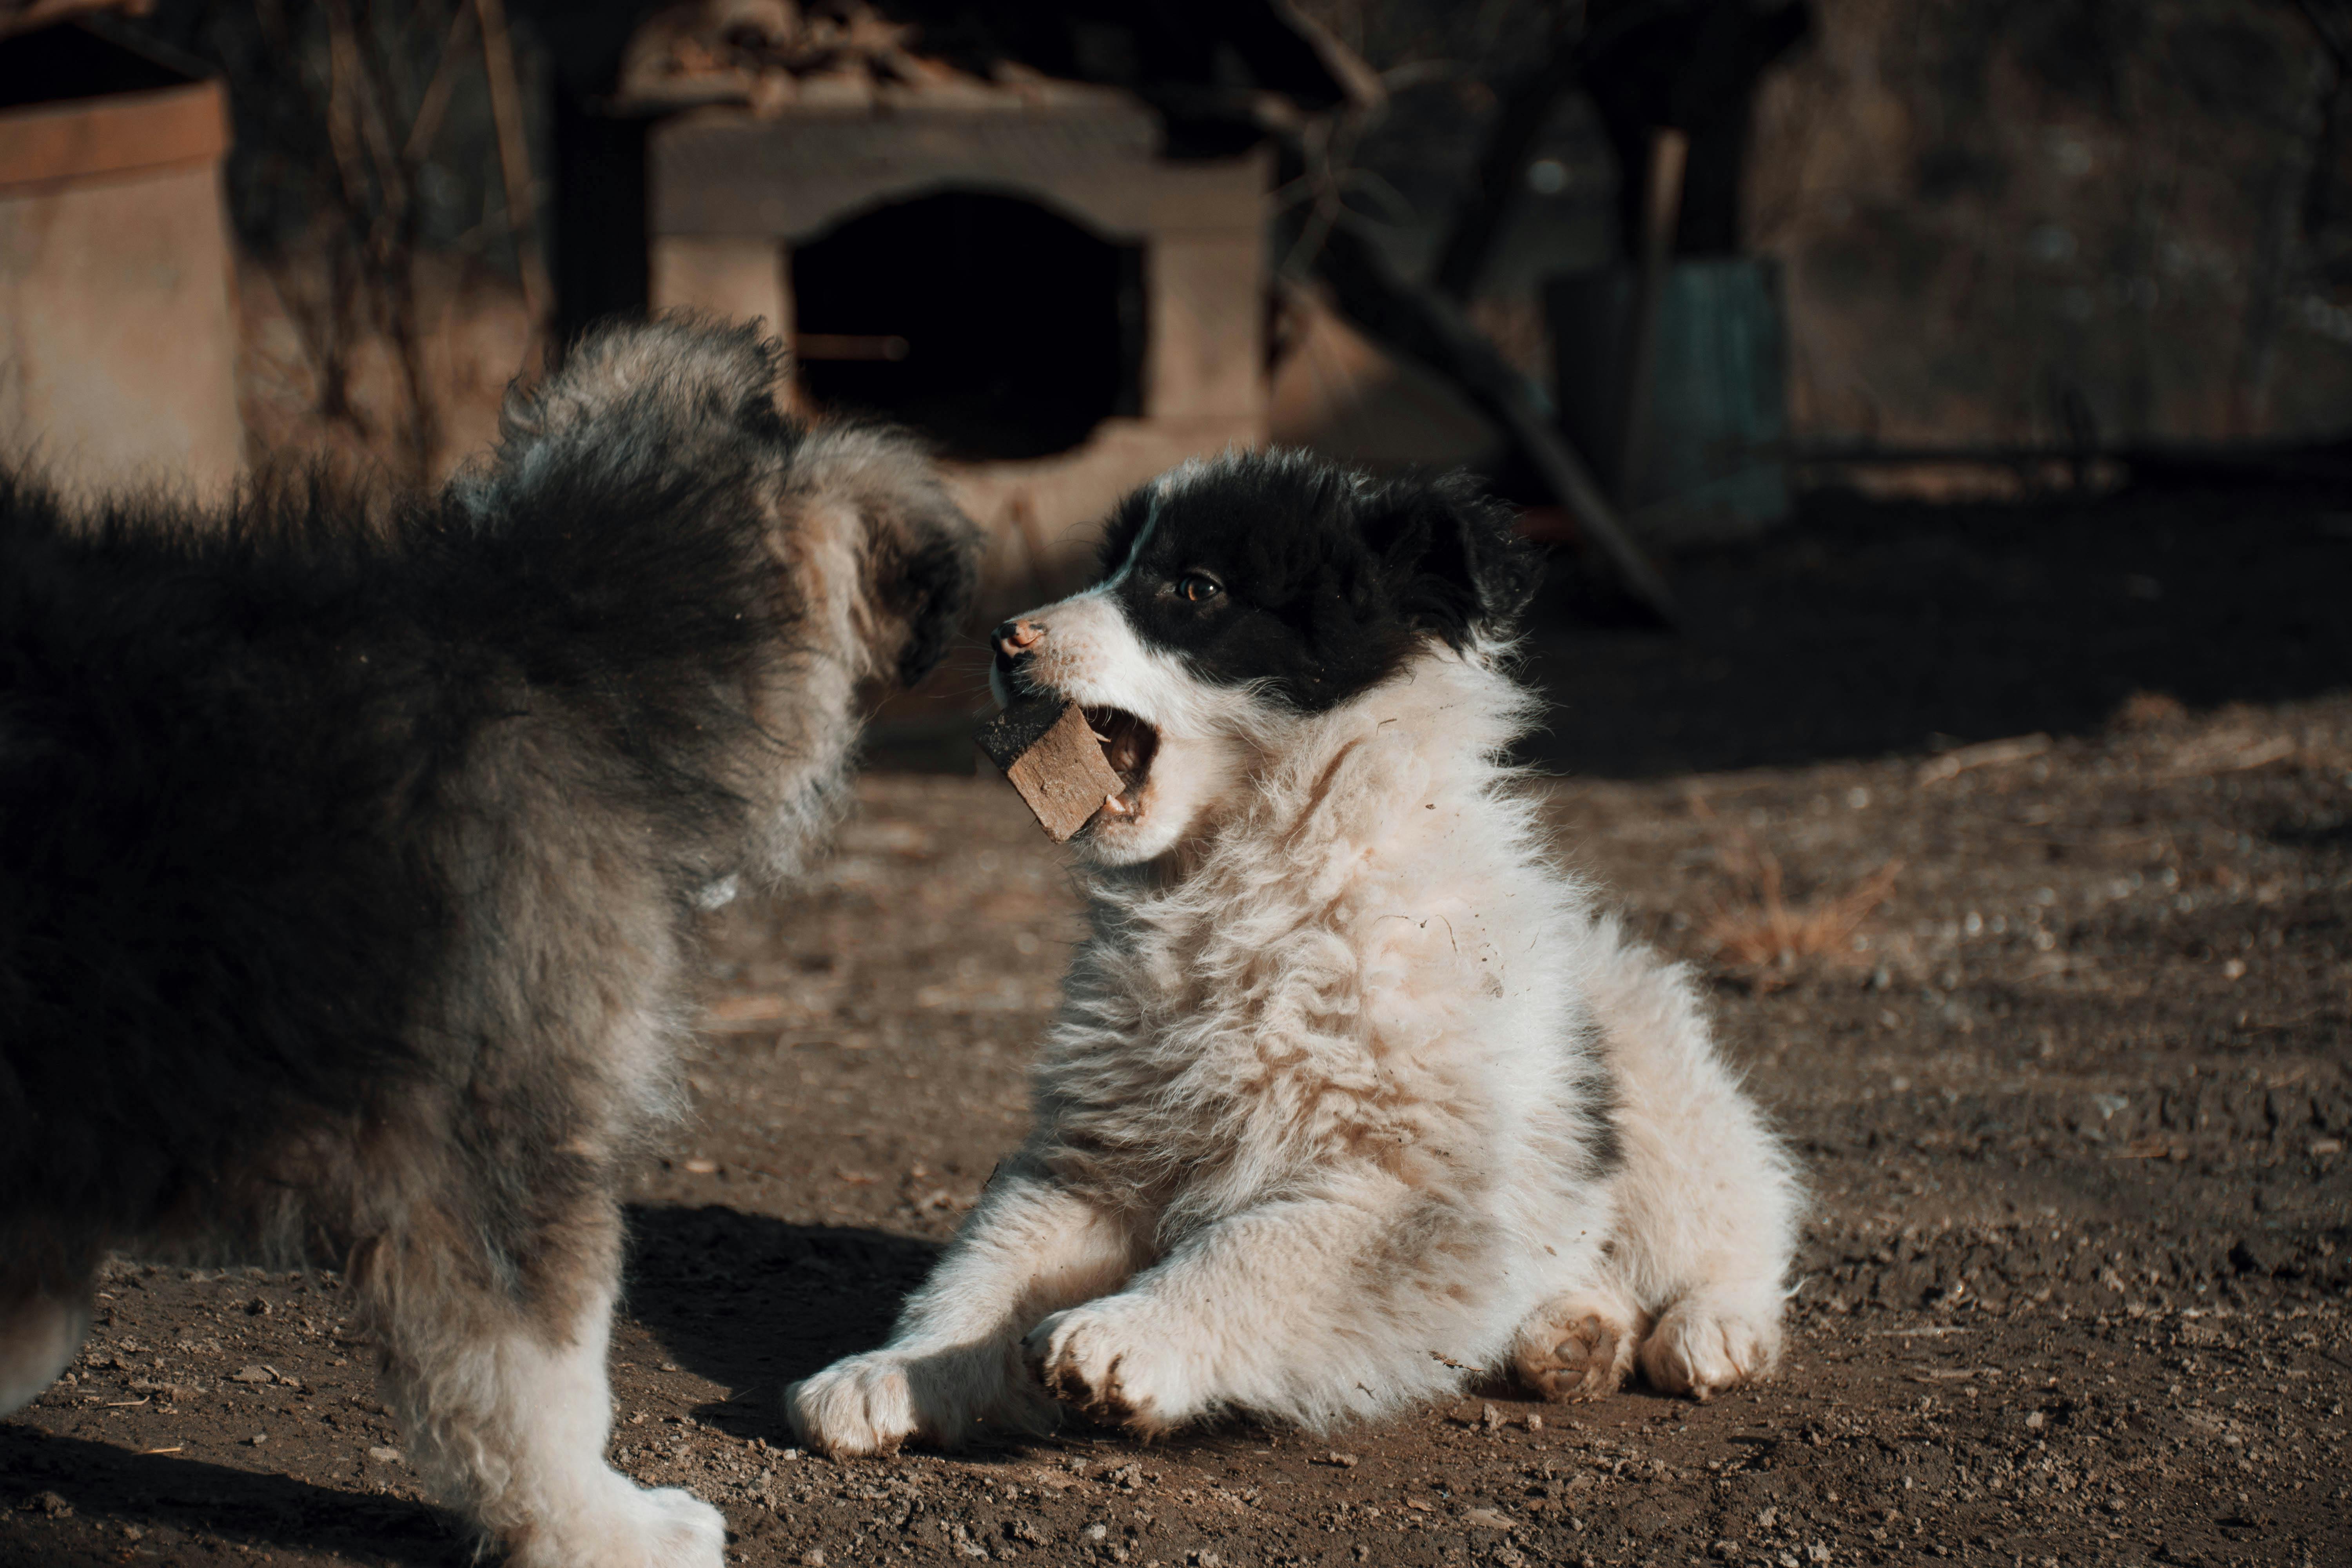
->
xmin=4 ymin=486 xmax=2348 ymax=1568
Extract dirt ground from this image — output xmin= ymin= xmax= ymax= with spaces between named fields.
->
xmin=4 ymin=484 xmax=2349 ymax=1568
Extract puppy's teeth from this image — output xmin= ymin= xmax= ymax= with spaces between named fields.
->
xmin=1102 ymin=794 xmax=1127 ymax=815
xmin=1091 ymin=730 xmax=1112 ymax=744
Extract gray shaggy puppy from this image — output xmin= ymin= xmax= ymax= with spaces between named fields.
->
xmin=0 ymin=320 xmax=974 ymax=1567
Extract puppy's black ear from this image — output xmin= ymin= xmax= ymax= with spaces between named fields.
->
xmin=1361 ymin=474 xmax=1541 ymax=647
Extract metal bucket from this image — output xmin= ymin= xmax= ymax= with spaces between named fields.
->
xmin=1547 ymin=256 xmax=1790 ymax=547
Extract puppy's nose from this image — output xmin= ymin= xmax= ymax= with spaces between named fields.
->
xmin=993 ymin=619 xmax=1042 ymax=661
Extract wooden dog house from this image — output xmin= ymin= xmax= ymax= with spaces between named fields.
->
xmin=649 ymin=102 xmax=1266 ymax=612
xmin=598 ymin=0 xmax=1364 ymax=619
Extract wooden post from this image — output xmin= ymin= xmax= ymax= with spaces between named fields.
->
xmin=476 ymin=0 xmax=552 ymax=358
xmin=1615 ymin=125 xmax=1689 ymax=506
xmin=1307 ymin=221 xmax=1680 ymax=627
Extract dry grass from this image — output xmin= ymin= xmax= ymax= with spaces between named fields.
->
xmin=2111 ymin=689 xmax=2190 ymax=732
xmin=1688 ymin=795 xmax=1900 ymax=988
xmin=2107 ymin=693 xmax=2345 ymax=780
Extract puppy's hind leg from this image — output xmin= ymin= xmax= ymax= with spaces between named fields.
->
xmin=356 ymin=1194 xmax=723 ymax=1568
xmin=0 ymin=1270 xmax=95 ymax=1417
xmin=1584 ymin=922 xmax=1801 ymax=1404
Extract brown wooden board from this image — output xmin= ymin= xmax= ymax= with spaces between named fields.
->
xmin=976 ymin=698 xmax=1122 ymax=843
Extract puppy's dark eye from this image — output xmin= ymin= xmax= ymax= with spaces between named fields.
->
xmin=1176 ymin=572 xmax=1223 ymax=604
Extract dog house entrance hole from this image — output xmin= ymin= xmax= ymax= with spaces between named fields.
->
xmin=792 ymin=192 xmax=1143 ymax=461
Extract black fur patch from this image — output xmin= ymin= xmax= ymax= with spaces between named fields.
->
xmin=1572 ymin=1061 xmax=1628 ymax=1181
xmin=1089 ymin=452 xmax=1539 ymax=713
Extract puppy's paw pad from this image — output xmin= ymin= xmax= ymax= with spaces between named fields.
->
xmin=1513 ymin=1307 xmax=1635 ymax=1403
xmin=1022 ymin=1306 xmax=1156 ymax=1429
xmin=1638 ymin=1299 xmax=1780 ymax=1403
xmin=787 ymin=1353 xmax=920 ymax=1457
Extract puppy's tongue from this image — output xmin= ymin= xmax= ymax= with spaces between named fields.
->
xmin=976 ymin=697 xmax=1127 ymax=843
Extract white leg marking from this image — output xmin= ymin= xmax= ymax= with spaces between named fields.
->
xmin=384 ymin=1279 xmax=724 ymax=1568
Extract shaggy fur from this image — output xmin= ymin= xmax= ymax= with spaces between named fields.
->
xmin=788 ymin=452 xmax=1798 ymax=1454
xmin=0 ymin=319 xmax=975 ymax=1565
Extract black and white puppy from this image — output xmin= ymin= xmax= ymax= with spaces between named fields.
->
xmin=789 ymin=451 xmax=1800 ymax=1452
xmin=0 ymin=320 xmax=974 ymax=1565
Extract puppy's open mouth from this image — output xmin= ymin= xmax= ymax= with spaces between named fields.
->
xmin=1084 ymin=706 xmax=1158 ymax=819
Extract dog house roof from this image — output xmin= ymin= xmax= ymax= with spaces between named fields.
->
xmin=612 ymin=0 xmax=1373 ymax=152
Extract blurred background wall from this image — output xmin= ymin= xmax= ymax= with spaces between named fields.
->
xmin=1752 ymin=0 xmax=2352 ymax=451
xmin=0 ymin=8 xmax=245 ymax=498
xmin=1276 ymin=0 xmax=2352 ymax=485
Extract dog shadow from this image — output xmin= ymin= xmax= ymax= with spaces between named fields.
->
xmin=0 ymin=1424 xmax=461 ymax=1565
xmin=619 ymin=1205 xmax=1383 ymax=1465
xmin=621 ymin=1203 xmax=945 ymax=1443
xmin=0 ymin=1211 xmax=938 ymax=1562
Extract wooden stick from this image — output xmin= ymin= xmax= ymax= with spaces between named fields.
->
xmin=1614 ymin=125 xmax=1689 ymax=506
xmin=402 ymin=0 xmax=481 ymax=168
xmin=1430 ymin=0 xmax=1682 ymax=302
xmin=475 ymin=0 xmax=553 ymax=353
xmin=1308 ymin=222 xmax=1680 ymax=628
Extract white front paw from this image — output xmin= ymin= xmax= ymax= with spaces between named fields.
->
xmin=633 ymin=1487 xmax=729 ymax=1567
xmin=508 ymin=1475 xmax=726 ymax=1568
xmin=786 ymin=1351 xmax=921 ymax=1456
xmin=1637 ymin=1296 xmax=1782 ymax=1403
xmin=1022 ymin=1299 xmax=1184 ymax=1435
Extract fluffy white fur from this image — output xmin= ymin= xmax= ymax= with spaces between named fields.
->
xmin=790 ymin=596 xmax=1800 ymax=1452
xmin=390 ymin=1275 xmax=726 ymax=1568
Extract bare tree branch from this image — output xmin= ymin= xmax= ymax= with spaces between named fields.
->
xmin=1430 ymin=0 xmax=1677 ymax=302
xmin=476 ymin=0 xmax=552 ymax=354
xmin=402 ymin=0 xmax=479 ymax=167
